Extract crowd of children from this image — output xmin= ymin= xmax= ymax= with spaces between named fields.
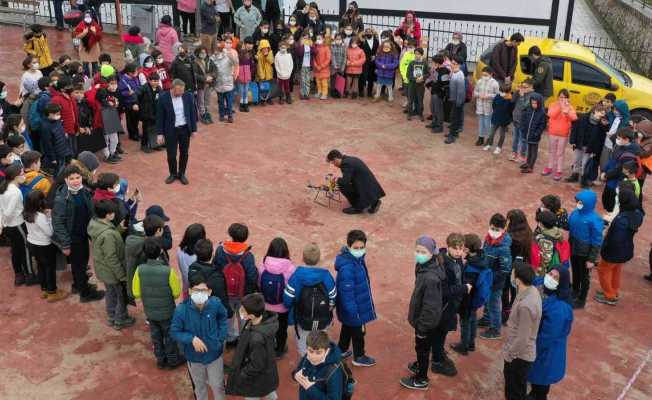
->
xmin=0 ymin=1 xmax=650 ymax=399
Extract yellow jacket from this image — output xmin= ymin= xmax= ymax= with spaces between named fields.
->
xmin=255 ymin=39 xmax=274 ymax=81
xmin=23 ymin=34 xmax=53 ymax=69
xmin=24 ymin=170 xmax=52 ymax=197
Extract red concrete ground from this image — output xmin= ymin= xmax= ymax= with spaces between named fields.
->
xmin=0 ymin=25 xmax=651 ymax=400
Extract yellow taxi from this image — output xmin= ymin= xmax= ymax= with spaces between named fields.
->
xmin=475 ymin=37 xmax=652 ymax=119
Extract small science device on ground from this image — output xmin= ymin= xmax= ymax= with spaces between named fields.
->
xmin=307 ymin=173 xmax=342 ymax=208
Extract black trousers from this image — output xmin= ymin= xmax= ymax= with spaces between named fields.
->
xmin=125 ymin=108 xmax=140 ymax=140
xmin=527 ymin=143 xmax=539 ymax=168
xmin=276 ymin=311 xmax=289 ymax=352
xmin=4 ymin=224 xmax=33 ymax=277
xmin=70 ymin=240 xmax=91 ymax=296
xmin=503 ymin=358 xmax=532 ymax=400
xmin=149 ymin=318 xmax=181 ymax=364
xmin=339 ymin=185 xmax=360 ymax=210
xmin=30 ymin=243 xmax=57 ymax=292
xmin=415 ymin=329 xmax=437 ymax=380
xmin=407 ymin=84 xmax=425 ymax=116
xmin=179 ymin=10 xmax=196 ymax=35
xmin=502 ymin=275 xmax=516 ymax=318
xmin=571 ymin=255 xmax=591 ymax=303
xmin=338 ymin=324 xmax=365 ymax=358
xmin=602 ymin=186 xmax=617 ymax=213
xmin=359 ymin=62 xmax=376 ymax=96
xmin=142 ymin=120 xmax=155 ymax=147
xmin=448 ymin=103 xmax=464 ymax=136
xmin=166 ymin=126 xmax=191 ymax=177
xmin=431 ymin=326 xmax=448 ymax=363
xmin=529 ymin=384 xmax=551 ymax=400
xmin=218 ymin=12 xmax=233 ymax=35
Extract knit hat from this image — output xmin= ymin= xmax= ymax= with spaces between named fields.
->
xmin=100 ymin=64 xmax=115 ymax=78
xmin=77 ymin=151 xmax=100 ymax=172
xmin=303 ymin=243 xmax=321 ymax=266
xmin=416 ymin=235 xmax=438 ymax=255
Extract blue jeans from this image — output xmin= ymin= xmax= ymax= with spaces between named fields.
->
xmin=483 ymin=288 xmax=503 ymax=332
xmin=519 ymin=127 xmax=530 ymax=157
xmin=460 ymin=310 xmax=477 ymax=348
xmin=478 ymin=114 xmax=491 ymax=138
xmin=512 ymin=125 xmax=528 ymax=156
xmin=238 ymin=82 xmax=248 ymax=104
xmin=218 ymin=90 xmax=233 ymax=118
xmin=53 ymin=0 xmax=64 ymax=27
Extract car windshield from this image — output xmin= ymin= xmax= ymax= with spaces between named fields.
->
xmin=595 ymin=54 xmax=628 ymax=85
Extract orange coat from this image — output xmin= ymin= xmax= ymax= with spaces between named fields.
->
xmin=312 ymin=45 xmax=332 ymax=79
xmin=547 ymin=101 xmax=578 ymax=137
xmin=345 ymin=47 xmax=366 ymax=75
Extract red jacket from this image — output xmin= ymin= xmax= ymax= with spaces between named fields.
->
xmin=84 ymin=85 xmax=104 ymax=130
xmin=50 ymin=90 xmax=79 ymax=136
xmin=156 ymin=63 xmax=173 ymax=90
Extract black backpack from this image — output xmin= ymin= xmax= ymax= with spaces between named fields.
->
xmin=295 ymin=282 xmax=332 ymax=332
xmin=319 ymin=361 xmax=356 ymax=400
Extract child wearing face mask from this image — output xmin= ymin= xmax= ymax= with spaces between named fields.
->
xmin=23 ymin=24 xmax=54 ymax=76
xmin=118 ymin=63 xmax=142 ymax=141
xmin=531 ymin=210 xmax=570 ymax=281
xmin=274 ymin=41 xmax=294 ymax=104
xmin=568 ymin=103 xmax=610 ymax=187
xmin=312 ymin=34 xmax=331 ymax=100
xmin=253 ymin=20 xmax=273 ymax=52
xmin=150 ymin=50 xmax=172 ymax=91
xmin=92 ymin=172 xmax=130 ymax=230
xmin=473 ymin=66 xmax=499 ymax=146
xmin=20 ymin=55 xmax=44 ymax=98
xmin=225 ymin=293 xmax=280 ymax=399
xmin=519 ymin=94 xmax=547 ymax=174
xmin=342 ymin=23 xmax=355 ymax=48
xmin=95 ymin=75 xmax=122 ymax=164
xmin=295 ymin=32 xmax=313 ymax=100
xmin=344 ymin=38 xmax=366 ymax=99
xmin=194 ymin=46 xmax=218 ymax=124
xmin=255 ymin=39 xmax=275 ymax=105
xmin=213 ymin=44 xmax=238 ymax=122
xmin=237 ymin=36 xmax=255 ymax=111
xmin=373 ymin=40 xmax=399 ymax=102
xmin=138 ymin=55 xmax=158 ymax=85
xmin=73 ymin=13 xmax=103 ymax=77
xmin=478 ymin=213 xmax=512 ymax=340
xmin=40 ymin=103 xmax=73 ymax=174
xmin=287 ymin=16 xmax=301 ymax=40
xmin=600 ymin=128 xmax=641 ymax=212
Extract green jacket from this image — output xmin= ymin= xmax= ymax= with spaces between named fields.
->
xmin=400 ymin=50 xmax=415 ymax=84
xmin=88 ymin=218 xmax=126 ymax=285
xmin=532 ymin=56 xmax=554 ymax=99
xmin=132 ymin=259 xmax=181 ymax=321
xmin=124 ymin=225 xmax=146 ymax=299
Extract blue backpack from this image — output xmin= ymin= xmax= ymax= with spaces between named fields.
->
xmin=29 ymin=92 xmax=49 ymax=133
xmin=260 ymin=269 xmax=285 ymax=305
xmin=467 ymin=264 xmax=493 ymax=310
xmin=19 ymin=176 xmax=45 ymax=201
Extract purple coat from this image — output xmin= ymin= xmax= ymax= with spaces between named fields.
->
xmin=375 ymin=52 xmax=399 ymax=80
xmin=118 ymin=73 xmax=142 ymax=107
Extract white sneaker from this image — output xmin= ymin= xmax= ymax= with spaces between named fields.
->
xmin=483 ymin=145 xmax=491 ymax=151
xmin=493 ymin=147 xmax=502 ymax=155
xmin=320 ymin=95 xmax=328 ymax=100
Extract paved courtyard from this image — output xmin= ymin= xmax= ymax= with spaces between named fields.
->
xmin=0 ymin=25 xmax=651 ymax=400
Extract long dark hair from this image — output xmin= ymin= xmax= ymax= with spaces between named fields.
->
xmin=264 ymin=237 xmax=290 ymax=262
xmin=0 ymin=164 xmax=23 ymax=194
xmin=23 ymin=189 xmax=47 ymax=223
xmin=179 ymin=223 xmax=206 ymax=255
xmin=506 ymin=209 xmax=533 ymax=261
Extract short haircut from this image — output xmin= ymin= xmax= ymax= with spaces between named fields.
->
xmin=414 ymin=47 xmax=424 ymax=56
xmin=536 ymin=210 xmax=557 ymax=229
xmin=303 ymin=242 xmax=321 ymax=265
xmin=514 ymin=262 xmax=535 ymax=286
xmin=558 ymin=88 xmax=570 ymax=98
xmin=22 ymin=55 xmax=35 ymax=70
xmin=528 ymin=46 xmax=542 ymax=56
xmin=143 ymin=214 xmax=165 ymax=236
xmin=62 ymin=165 xmax=82 ymax=179
xmin=306 ymin=330 xmax=330 ymax=350
xmin=326 ymin=149 xmax=343 ymax=161
xmin=98 ymin=53 xmax=112 ymax=64
xmin=241 ymin=293 xmax=265 ymax=317
xmin=38 ymin=77 xmax=51 ymax=91
xmin=522 ymin=78 xmax=534 ymax=87
xmin=406 ymin=38 xmax=417 ymax=47
xmin=617 ymin=127 xmax=636 ymax=141
xmin=618 ymin=180 xmax=636 ymax=193
xmin=446 ymin=232 xmax=465 ymax=248
xmin=489 ymin=213 xmax=507 ymax=228
xmin=143 ymin=237 xmax=162 ymax=259
xmin=123 ymin=62 xmax=138 ymax=74
xmin=44 ymin=103 xmax=62 ymax=116
xmin=499 ymin=83 xmax=511 ymax=93
xmin=95 ymin=199 xmax=117 ymax=218
xmin=451 ymin=55 xmax=464 ymax=65
xmin=96 ymin=172 xmax=120 ymax=190
xmin=510 ymin=33 xmax=525 ymax=42
xmin=172 ymin=78 xmax=186 ymax=88
xmin=188 ymin=270 xmax=207 ymax=288
xmin=128 ymin=25 xmax=140 ymax=35
xmin=7 ymin=135 xmax=25 ymax=148
xmin=347 ymin=229 xmax=367 ymax=246
xmin=148 ymin=72 xmax=160 ymax=81
xmin=623 ymin=160 xmax=638 ymax=175
xmin=605 ymin=93 xmax=616 ymax=102
xmin=432 ymin=54 xmax=444 ymax=64
xmin=464 ymin=233 xmax=482 ymax=253
xmin=194 ymin=239 xmax=214 ymax=262
xmin=482 ymin=66 xmax=493 ymax=73
xmin=228 ymin=223 xmax=249 ymax=242
xmin=21 ymin=150 xmax=41 ymax=169
xmin=540 ymin=194 xmax=561 ymax=212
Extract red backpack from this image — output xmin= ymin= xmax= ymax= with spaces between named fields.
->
xmin=224 ymin=252 xmax=247 ymax=298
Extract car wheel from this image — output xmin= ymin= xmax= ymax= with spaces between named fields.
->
xmin=631 ymin=109 xmax=652 ymax=122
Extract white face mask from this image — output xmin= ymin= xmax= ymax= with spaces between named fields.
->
xmin=615 ymin=138 xmax=626 ymax=146
xmin=108 ymin=84 xmax=118 ymax=91
xmin=225 ymin=43 xmax=232 ymax=49
xmin=543 ymin=274 xmax=559 ymax=290
xmin=51 ymin=115 xmax=61 ymax=121
xmin=31 ymin=63 xmax=40 ymax=70
xmin=309 ymin=16 xmax=317 ymax=21
xmin=576 ymin=202 xmax=584 ymax=210
xmin=289 ymin=20 xmax=297 ymax=26
xmin=156 ymin=58 xmax=164 ymax=65
xmin=110 ymin=184 xmax=121 ymax=193
xmin=144 ymin=61 xmax=153 ymax=68
xmin=452 ymin=39 xmax=460 ymax=45
xmin=0 ymin=91 xmax=7 ymax=99
xmin=345 ymin=29 xmax=353 ymax=36
xmin=316 ymin=39 xmax=323 ymax=45
xmin=261 ymin=28 xmax=269 ymax=34
xmin=191 ymin=291 xmax=209 ymax=305
xmin=239 ymin=308 xmax=248 ymax=321
xmin=84 ymin=17 xmax=92 ymax=24
xmin=280 ymin=48 xmax=287 ymax=53
xmin=199 ymin=53 xmax=207 ymax=59
xmin=67 ymin=184 xmax=82 ymax=194
xmin=488 ymin=229 xmax=502 ymax=239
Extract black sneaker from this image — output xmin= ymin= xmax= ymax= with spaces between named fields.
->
xmin=239 ymin=104 xmax=246 ymax=112
xmin=343 ymin=207 xmax=363 ymax=215
xmin=477 ymin=318 xmax=491 ymax=328
xmin=178 ymin=175 xmax=189 ymax=185
xmin=105 ymin=155 xmax=119 ymax=164
xmin=368 ymin=200 xmax=382 ymax=214
xmin=80 ymin=289 xmax=105 ymax=303
xmin=141 ymin=145 xmax=153 ymax=154
xmin=479 ymin=328 xmax=502 ymax=340
xmin=431 ymin=359 xmax=457 ymax=377
xmin=572 ymin=299 xmax=585 ymax=310
xmin=475 ymin=137 xmax=484 ymax=146
xmin=14 ymin=274 xmax=26 ymax=286
xmin=113 ymin=316 xmax=136 ymax=330
xmin=644 ymin=274 xmax=652 ymax=282
xmin=450 ymin=342 xmax=468 ymax=356
xmin=226 ymin=339 xmax=238 ymax=348
xmin=165 ymin=355 xmax=186 ymax=369
xmin=25 ymin=274 xmax=39 ymax=286
xmin=444 ymin=136 xmax=456 ymax=144
xmin=400 ymin=376 xmax=429 ymax=391
xmin=407 ymin=361 xmax=418 ymax=375
xmin=468 ymin=344 xmax=476 ymax=352
xmin=156 ymin=360 xmax=167 ymax=370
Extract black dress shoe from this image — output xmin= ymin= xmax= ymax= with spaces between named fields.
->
xmin=368 ymin=200 xmax=382 ymax=214
xmin=165 ymin=175 xmax=177 ymax=184
xmin=343 ymin=207 xmax=363 ymax=215
xmin=179 ymin=175 xmax=189 ymax=185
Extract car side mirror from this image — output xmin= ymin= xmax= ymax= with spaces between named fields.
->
xmin=610 ymin=81 xmax=619 ymax=91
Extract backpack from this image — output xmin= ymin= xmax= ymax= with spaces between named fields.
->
xmin=223 ymin=252 xmax=247 ymax=298
xmin=535 ymin=233 xmax=561 ymax=275
xmin=467 ymin=264 xmax=492 ymax=310
xmin=318 ymin=361 xmax=356 ymax=400
xmin=295 ymin=282 xmax=332 ymax=332
xmin=260 ymin=269 xmax=285 ymax=305
xmin=19 ymin=175 xmax=44 ymax=200
xmin=29 ymin=94 xmax=47 ymax=133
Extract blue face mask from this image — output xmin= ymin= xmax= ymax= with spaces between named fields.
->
xmin=415 ymin=253 xmax=431 ymax=265
xmin=349 ymin=248 xmax=366 ymax=259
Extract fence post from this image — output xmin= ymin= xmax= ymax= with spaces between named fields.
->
xmin=115 ymin=0 xmax=123 ymax=33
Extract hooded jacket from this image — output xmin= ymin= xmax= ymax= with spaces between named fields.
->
xmin=512 ymin=90 xmax=533 ymax=128
xmin=284 ymin=265 xmax=336 ymax=326
xmin=23 ymin=32 xmax=53 ymax=69
xmin=171 ymin=54 xmax=197 ymax=91
xmin=118 ymin=72 xmax=141 ymax=108
xmin=40 ymin=117 xmax=72 ymax=163
xmin=171 ymin=297 xmax=228 ymax=364
xmin=294 ymin=342 xmax=344 ymax=400
xmin=122 ymin=33 xmax=145 ymax=63
xmin=87 ymin=218 xmax=126 ymax=285
xmin=226 ymin=312 xmax=279 ymax=397
xmin=193 ymin=55 xmax=218 ymax=91
xmin=124 ymin=223 xmax=146 ymax=299
xmin=609 ymin=100 xmax=630 ymax=127
xmin=491 ymin=94 xmax=514 ymax=126
xmin=484 ymin=232 xmax=513 ymax=275
xmin=408 ymin=257 xmax=445 ymax=334
xmin=51 ymin=185 xmax=94 ymax=250
xmin=438 ymin=253 xmax=467 ymax=332
xmin=521 ymin=93 xmax=547 ymax=143
xmin=335 ymin=247 xmax=377 ymax=327
xmin=568 ymin=190 xmax=604 ymax=261
xmin=604 ymin=141 xmax=642 ymax=189
xmin=155 ymin=24 xmax=180 ymax=64
xmin=255 ymin=40 xmax=274 ymax=81
xmin=212 ymin=242 xmax=259 ymax=296
xmin=258 ymin=256 xmax=296 ymax=313
xmin=459 ymin=251 xmax=491 ymax=315
xmin=50 ymin=90 xmax=79 ymax=136
xmin=312 ymin=44 xmax=332 ymax=79
xmin=601 ymin=190 xmax=643 ymax=263
xmin=569 ymin=112 xmax=609 ymax=155
xmin=375 ymin=51 xmax=399 ymax=80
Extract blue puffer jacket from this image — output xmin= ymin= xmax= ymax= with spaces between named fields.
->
xmin=294 ymin=342 xmax=343 ymax=400
xmin=334 ymin=247 xmax=377 ymax=327
xmin=600 ymin=190 xmax=644 ymax=263
xmin=484 ymin=233 xmax=513 ymax=273
xmin=212 ymin=244 xmax=259 ymax=296
xmin=568 ymin=190 xmax=604 ymax=261
xmin=528 ymin=294 xmax=573 ymax=385
xmin=40 ymin=118 xmax=72 ymax=164
xmin=283 ymin=265 xmax=337 ymax=326
xmin=118 ymin=73 xmax=142 ymax=107
xmin=491 ymin=94 xmax=514 ymax=126
xmin=603 ymin=142 xmax=641 ymax=190
xmin=170 ymin=297 xmax=228 ymax=364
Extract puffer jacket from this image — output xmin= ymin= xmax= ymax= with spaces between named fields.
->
xmin=155 ymin=24 xmax=180 ymax=64
xmin=194 ymin=56 xmax=218 ymax=91
xmin=293 ymin=342 xmax=344 ymax=400
xmin=87 ymin=218 xmax=126 ymax=285
xmin=345 ymin=46 xmax=366 ymax=75
xmin=255 ymin=40 xmax=274 ymax=81
xmin=40 ymin=117 xmax=72 ymax=164
xmin=438 ymin=253 xmax=467 ymax=332
xmin=334 ymin=247 xmax=377 ymax=327
xmin=547 ymin=100 xmax=578 ymax=137
xmin=283 ymin=265 xmax=336 ymax=326
xmin=312 ymin=44 xmax=331 ymax=79
xmin=601 ymin=190 xmax=643 ymax=263
xmin=520 ymin=93 xmax=547 ymax=144
xmin=50 ymin=90 xmax=79 ymax=136
xmin=23 ymin=33 xmax=53 ymax=69
xmin=569 ymin=113 xmax=609 ymax=155
xmin=374 ymin=52 xmax=399 ymax=80
xmin=484 ymin=232 xmax=513 ymax=289
xmin=408 ymin=257 xmax=445 ymax=334
xmin=171 ymin=297 xmax=228 ymax=364
xmin=118 ymin=73 xmax=141 ymax=108
xmin=568 ymin=190 xmax=604 ymax=262
xmin=258 ymin=256 xmax=296 ymax=313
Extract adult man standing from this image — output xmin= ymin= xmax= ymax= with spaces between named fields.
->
xmin=490 ymin=33 xmax=524 ymax=84
xmin=503 ymin=262 xmax=542 ymax=400
xmin=156 ymin=79 xmax=197 ymax=185
xmin=326 ymin=150 xmax=385 ymax=215
xmin=528 ymin=46 xmax=553 ymax=102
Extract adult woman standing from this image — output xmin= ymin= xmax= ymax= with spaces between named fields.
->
xmin=74 ymin=12 xmax=103 ymax=78
xmin=339 ymin=1 xmax=364 ymax=33
xmin=216 ymin=0 xmax=235 ymax=35
xmin=394 ymin=10 xmax=421 ymax=44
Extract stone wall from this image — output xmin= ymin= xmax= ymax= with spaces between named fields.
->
xmin=587 ymin=0 xmax=652 ymax=76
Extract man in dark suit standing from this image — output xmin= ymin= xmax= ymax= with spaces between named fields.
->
xmin=156 ymin=79 xmax=198 ymax=185
xmin=327 ymin=149 xmax=385 ymax=215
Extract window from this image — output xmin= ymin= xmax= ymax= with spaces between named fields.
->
xmin=519 ymin=56 xmax=564 ymax=80
xmin=571 ymin=62 xmax=611 ymax=89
